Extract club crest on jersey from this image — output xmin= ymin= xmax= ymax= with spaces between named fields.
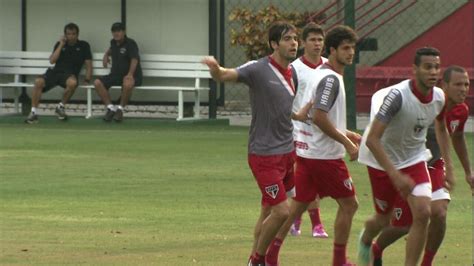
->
xmin=375 ymin=199 xmax=388 ymax=212
xmin=265 ymin=184 xmax=280 ymax=199
xmin=394 ymin=208 xmax=402 ymax=220
xmin=120 ymin=47 xmax=127 ymax=54
xmin=450 ymin=120 xmax=459 ymax=132
xmin=414 ymin=117 xmax=426 ymax=134
xmin=344 ymin=178 xmax=353 ymax=191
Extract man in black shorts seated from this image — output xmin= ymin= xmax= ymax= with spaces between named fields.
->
xmin=93 ymin=22 xmax=142 ymax=122
xmin=25 ymin=23 xmax=92 ymax=123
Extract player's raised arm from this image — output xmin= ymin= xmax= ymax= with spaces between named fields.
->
xmin=201 ymin=56 xmax=238 ymax=83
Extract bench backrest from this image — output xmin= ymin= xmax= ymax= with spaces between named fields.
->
xmin=0 ymin=51 xmax=211 ymax=80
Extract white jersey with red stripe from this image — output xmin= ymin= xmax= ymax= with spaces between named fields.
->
xmin=291 ymin=56 xmax=328 ymax=119
xmin=358 ymin=79 xmax=446 ymax=170
xmin=292 ymin=64 xmax=346 ymax=159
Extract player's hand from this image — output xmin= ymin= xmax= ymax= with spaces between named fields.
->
xmin=103 ymin=56 xmax=110 ymax=68
xmin=124 ymin=74 xmax=134 ymax=83
xmin=346 ymin=131 xmax=362 ymax=146
xmin=465 ymin=173 xmax=474 ymax=194
xmin=390 ymin=171 xmax=415 ymax=199
xmin=443 ymin=165 xmax=455 ymax=191
xmin=59 ymin=35 xmax=66 ymax=45
xmin=345 ymin=141 xmax=359 ymax=161
xmin=201 ymin=56 xmax=220 ymax=72
xmin=292 ymin=100 xmax=313 ymax=123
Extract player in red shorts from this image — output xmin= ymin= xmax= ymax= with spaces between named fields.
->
xmin=357 ymin=47 xmax=454 ymax=266
xmin=289 ymin=22 xmax=329 ymax=239
xmin=266 ymin=25 xmax=360 ymax=266
xmin=363 ymin=65 xmax=472 ymax=266
xmin=202 ymin=21 xmax=312 ymax=266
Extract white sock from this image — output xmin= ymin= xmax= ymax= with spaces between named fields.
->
xmin=31 ymin=107 xmax=37 ymax=114
xmin=107 ymin=104 xmax=115 ymax=111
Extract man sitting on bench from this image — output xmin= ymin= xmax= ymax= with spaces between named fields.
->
xmin=93 ymin=22 xmax=142 ymax=122
xmin=25 ymin=23 xmax=92 ymax=124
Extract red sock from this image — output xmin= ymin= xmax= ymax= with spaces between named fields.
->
xmin=251 ymin=252 xmax=265 ymax=264
xmin=421 ymin=249 xmax=436 ymax=266
xmin=308 ymin=208 xmax=322 ymax=228
xmin=372 ymin=242 xmax=383 ymax=259
xmin=333 ymin=243 xmax=347 ymax=266
xmin=266 ymin=238 xmax=283 ymax=264
xmin=293 ymin=216 xmax=302 ymax=230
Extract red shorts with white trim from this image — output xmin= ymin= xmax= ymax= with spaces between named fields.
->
xmin=392 ymin=159 xmax=450 ymax=227
xmin=248 ymin=151 xmax=296 ymax=206
xmin=293 ymin=157 xmax=355 ymax=203
xmin=429 ymin=159 xmax=445 ymax=193
xmin=368 ymin=161 xmax=431 ymax=215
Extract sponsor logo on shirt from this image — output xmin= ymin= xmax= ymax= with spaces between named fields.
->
xmin=76 ymin=47 xmax=81 ymax=51
xmin=394 ymin=208 xmax=402 ymax=220
xmin=120 ymin=47 xmax=127 ymax=54
xmin=379 ymin=89 xmax=400 ymax=116
xmin=299 ymin=130 xmax=313 ymax=136
xmin=320 ymin=77 xmax=335 ymax=106
xmin=295 ymin=141 xmax=309 ymax=150
xmin=265 ymin=184 xmax=280 ymax=199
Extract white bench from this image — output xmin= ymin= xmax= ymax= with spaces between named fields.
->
xmin=0 ymin=51 xmax=211 ymax=120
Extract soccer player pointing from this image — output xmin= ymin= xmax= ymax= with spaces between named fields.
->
xmin=202 ymin=21 xmax=306 ymax=266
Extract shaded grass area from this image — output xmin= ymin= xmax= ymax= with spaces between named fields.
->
xmin=0 ymin=116 xmax=472 ymax=265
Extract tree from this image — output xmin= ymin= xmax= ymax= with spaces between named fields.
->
xmin=229 ymin=5 xmax=326 ymax=60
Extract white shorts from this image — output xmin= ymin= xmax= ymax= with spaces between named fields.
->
xmin=431 ymin=187 xmax=451 ymax=201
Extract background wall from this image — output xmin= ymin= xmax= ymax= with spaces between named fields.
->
xmin=0 ymin=0 xmax=210 ymax=104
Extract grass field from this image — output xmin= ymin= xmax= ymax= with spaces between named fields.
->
xmin=0 ymin=116 xmax=472 ymax=265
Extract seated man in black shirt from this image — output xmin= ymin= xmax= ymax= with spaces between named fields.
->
xmin=94 ymin=22 xmax=142 ymax=122
xmin=26 ymin=23 xmax=93 ymax=123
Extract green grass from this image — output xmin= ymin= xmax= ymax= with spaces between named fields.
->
xmin=0 ymin=116 xmax=472 ymax=265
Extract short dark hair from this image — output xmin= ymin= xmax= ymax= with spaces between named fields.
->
xmin=64 ymin=23 xmax=79 ymax=34
xmin=443 ymin=65 xmax=466 ymax=83
xmin=267 ymin=21 xmax=296 ymax=52
xmin=414 ymin=47 xmax=440 ymax=66
xmin=302 ymin=22 xmax=324 ymax=41
xmin=111 ymin=22 xmax=126 ymax=32
xmin=324 ymin=25 xmax=358 ymax=55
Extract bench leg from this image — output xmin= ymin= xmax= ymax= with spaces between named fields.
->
xmin=194 ymin=90 xmax=200 ymax=119
xmin=86 ymin=88 xmax=92 ymax=119
xmin=14 ymin=87 xmax=20 ymax=113
xmin=177 ymin=90 xmax=183 ymax=121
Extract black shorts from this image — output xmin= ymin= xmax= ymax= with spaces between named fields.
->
xmin=41 ymin=68 xmax=77 ymax=92
xmin=98 ymin=74 xmax=142 ymax=89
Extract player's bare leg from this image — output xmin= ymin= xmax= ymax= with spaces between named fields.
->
xmin=405 ymin=195 xmax=431 ymax=266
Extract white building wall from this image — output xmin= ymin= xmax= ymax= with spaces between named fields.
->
xmin=0 ymin=0 xmax=210 ymax=104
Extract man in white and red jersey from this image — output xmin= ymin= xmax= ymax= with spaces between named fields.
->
xmin=202 ymin=21 xmax=312 ymax=266
xmin=363 ymin=65 xmax=472 ymax=266
xmin=266 ymin=25 xmax=360 ymax=266
xmin=288 ymin=22 xmax=329 ymax=239
xmin=357 ymin=47 xmax=454 ymax=266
